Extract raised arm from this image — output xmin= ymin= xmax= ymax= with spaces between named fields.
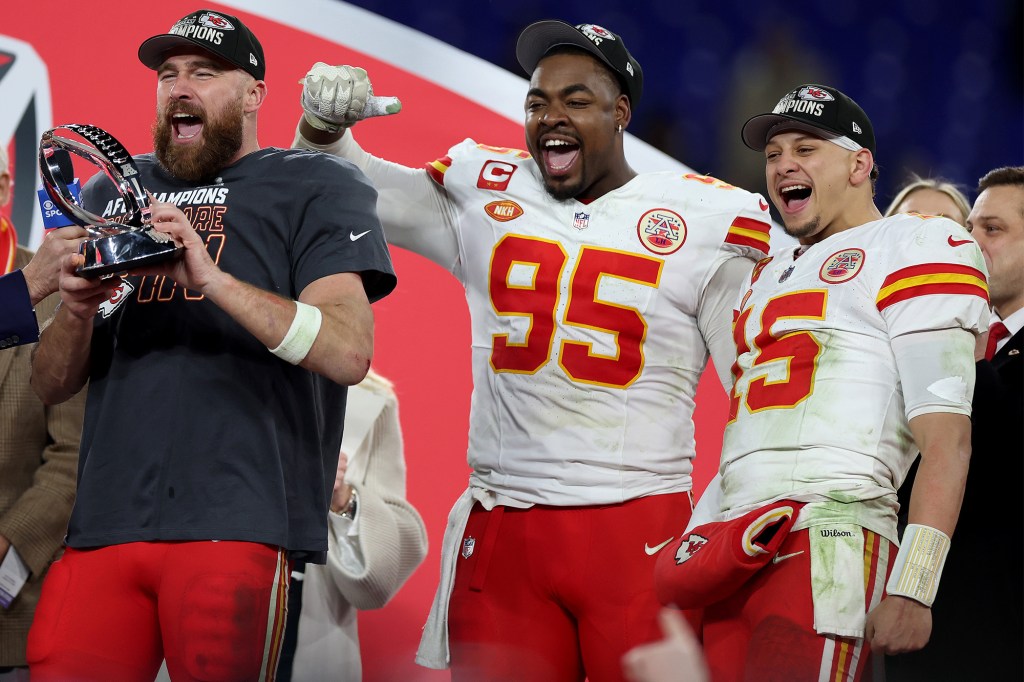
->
xmin=292 ymin=63 xmax=460 ymax=271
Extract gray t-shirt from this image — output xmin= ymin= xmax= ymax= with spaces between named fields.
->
xmin=68 ymin=148 xmax=396 ymax=563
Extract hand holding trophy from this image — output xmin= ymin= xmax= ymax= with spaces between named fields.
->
xmin=38 ymin=123 xmax=183 ymax=278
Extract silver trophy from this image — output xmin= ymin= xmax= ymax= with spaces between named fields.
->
xmin=38 ymin=124 xmax=182 ymax=278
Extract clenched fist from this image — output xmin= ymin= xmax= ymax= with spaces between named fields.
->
xmin=300 ymin=62 xmax=402 ymax=133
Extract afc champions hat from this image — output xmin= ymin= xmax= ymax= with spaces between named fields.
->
xmin=516 ymin=20 xmax=644 ymax=107
xmin=138 ymin=9 xmax=265 ymax=80
xmin=741 ymin=84 xmax=875 ymax=155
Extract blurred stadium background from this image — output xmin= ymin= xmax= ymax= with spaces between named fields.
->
xmin=343 ymin=0 xmax=1022 ymax=207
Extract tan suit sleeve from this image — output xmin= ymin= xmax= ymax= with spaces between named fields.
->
xmin=0 ymin=259 xmax=85 ymax=575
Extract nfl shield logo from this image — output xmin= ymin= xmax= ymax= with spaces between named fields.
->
xmin=573 ymin=212 xmax=590 ymax=230
xmin=461 ymin=536 xmax=476 ymax=559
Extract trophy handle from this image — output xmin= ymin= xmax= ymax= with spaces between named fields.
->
xmin=38 ymin=124 xmax=182 ymax=279
xmin=38 ymin=124 xmax=152 ymax=233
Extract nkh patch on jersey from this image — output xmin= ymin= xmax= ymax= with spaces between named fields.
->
xmin=484 ymin=200 xmax=523 ymax=222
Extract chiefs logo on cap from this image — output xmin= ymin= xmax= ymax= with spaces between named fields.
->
xmin=797 ymin=86 xmax=834 ymax=101
xmin=199 ymin=12 xmax=234 ymax=30
xmin=578 ymin=24 xmax=616 ymax=43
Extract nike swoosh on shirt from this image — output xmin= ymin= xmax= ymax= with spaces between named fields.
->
xmin=772 ymin=550 xmax=804 ymax=564
xmin=948 ymin=235 xmax=973 ymax=247
xmin=644 ymin=538 xmax=675 ymax=556
xmin=350 ymin=230 xmax=372 ymax=241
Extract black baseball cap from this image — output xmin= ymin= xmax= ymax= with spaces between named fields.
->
xmin=516 ymin=20 xmax=643 ymax=107
xmin=138 ymin=9 xmax=265 ymax=80
xmin=741 ymin=84 xmax=875 ymax=155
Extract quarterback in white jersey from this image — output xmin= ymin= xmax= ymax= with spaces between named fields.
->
xmin=295 ymin=20 xmax=770 ymax=682
xmin=656 ymin=84 xmax=989 ymax=682
xmin=721 ymin=211 xmax=989 ymax=540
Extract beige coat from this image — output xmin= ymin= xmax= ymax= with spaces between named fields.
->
xmin=0 ymin=247 xmax=85 ymax=665
xmin=290 ymin=372 xmax=428 ymax=681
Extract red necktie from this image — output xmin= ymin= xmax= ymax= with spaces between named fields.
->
xmin=985 ymin=321 xmax=1011 ymax=361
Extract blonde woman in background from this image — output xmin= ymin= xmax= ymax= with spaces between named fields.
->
xmin=884 ymin=175 xmax=971 ymax=225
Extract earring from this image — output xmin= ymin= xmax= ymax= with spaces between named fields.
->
xmin=617 ymin=124 xmax=623 ymax=133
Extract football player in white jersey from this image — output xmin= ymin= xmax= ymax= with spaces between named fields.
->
xmin=655 ymin=85 xmax=990 ymax=681
xmin=293 ymin=21 xmax=771 ymax=682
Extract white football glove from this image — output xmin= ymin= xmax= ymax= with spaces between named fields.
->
xmin=300 ymin=62 xmax=402 ymax=133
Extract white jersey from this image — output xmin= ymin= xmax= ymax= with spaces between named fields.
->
xmin=413 ymin=140 xmax=770 ymax=505
xmin=719 ymin=213 xmax=990 ymax=536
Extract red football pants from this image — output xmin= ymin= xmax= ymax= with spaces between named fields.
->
xmin=702 ymin=527 xmax=894 ymax=682
xmin=448 ymin=491 xmax=692 ymax=682
xmin=27 ymin=541 xmax=289 ymax=682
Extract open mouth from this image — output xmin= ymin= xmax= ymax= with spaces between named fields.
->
xmin=540 ymin=137 xmax=580 ymax=176
xmin=779 ymin=184 xmax=812 ymax=212
xmin=172 ymin=112 xmax=204 ymax=141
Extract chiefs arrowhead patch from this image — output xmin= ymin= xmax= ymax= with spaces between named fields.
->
xmin=674 ymin=533 xmax=709 ymax=565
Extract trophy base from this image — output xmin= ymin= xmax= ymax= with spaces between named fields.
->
xmin=77 ymin=229 xmax=184 ymax=279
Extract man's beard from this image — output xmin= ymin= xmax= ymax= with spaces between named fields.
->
xmin=543 ymin=176 xmax=584 ymax=202
xmin=783 ymin=215 xmax=820 ymax=240
xmin=153 ymin=99 xmax=244 ymax=182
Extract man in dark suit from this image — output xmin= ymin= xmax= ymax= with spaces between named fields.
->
xmin=0 ymin=234 xmax=88 ymax=351
xmin=968 ymin=166 xmax=1023 ymax=451
xmin=0 ymin=272 xmax=40 ymax=349
xmin=888 ymin=166 xmax=1024 ymax=680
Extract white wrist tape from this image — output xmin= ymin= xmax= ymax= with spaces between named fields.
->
xmin=269 ymin=301 xmax=322 ymax=364
xmin=886 ymin=523 xmax=951 ymax=607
